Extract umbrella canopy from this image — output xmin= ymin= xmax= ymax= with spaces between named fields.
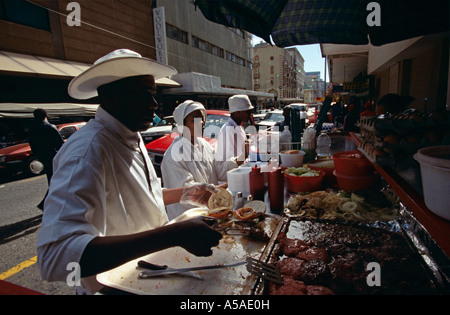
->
xmin=195 ymin=0 xmax=449 ymax=47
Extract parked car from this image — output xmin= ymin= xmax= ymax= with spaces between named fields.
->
xmin=0 ymin=122 xmax=86 ymax=176
xmin=145 ymin=110 xmax=230 ymax=175
xmin=255 ymin=109 xmax=284 ymax=130
xmin=140 ymin=116 xmax=175 ymax=144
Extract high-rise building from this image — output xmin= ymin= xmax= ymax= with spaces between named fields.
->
xmin=253 ymin=42 xmax=305 ymax=106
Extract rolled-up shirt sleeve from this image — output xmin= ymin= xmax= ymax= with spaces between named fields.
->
xmin=37 ymin=156 xmax=103 ymax=283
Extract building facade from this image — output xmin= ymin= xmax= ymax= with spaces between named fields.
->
xmin=0 ymin=0 xmax=157 ymax=104
xmin=155 ymin=0 xmax=253 ymax=91
xmin=151 ymin=0 xmax=268 ymax=114
xmin=0 ymin=0 xmax=271 ymax=133
xmin=253 ymin=42 xmax=305 ymax=106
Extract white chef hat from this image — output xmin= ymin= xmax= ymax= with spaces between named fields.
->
xmin=173 ymin=100 xmax=206 ymax=131
xmin=228 ymin=95 xmax=254 ymax=113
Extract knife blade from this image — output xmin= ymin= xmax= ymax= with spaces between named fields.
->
xmin=137 ymin=260 xmax=204 ymax=281
xmin=138 ymin=261 xmax=246 ymax=279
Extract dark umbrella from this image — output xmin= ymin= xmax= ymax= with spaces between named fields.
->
xmin=195 ymin=0 xmax=449 ymax=47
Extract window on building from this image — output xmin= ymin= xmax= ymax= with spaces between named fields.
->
xmin=192 ymin=35 xmax=224 ymax=58
xmin=167 ymin=24 xmax=188 ymax=44
xmin=226 ymin=51 xmax=246 ymax=67
xmin=0 ymin=0 xmax=50 ymax=31
xmin=226 ymin=51 xmax=236 ymax=63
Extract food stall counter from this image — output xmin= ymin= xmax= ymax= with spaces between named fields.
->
xmin=350 ymin=132 xmax=450 ymax=257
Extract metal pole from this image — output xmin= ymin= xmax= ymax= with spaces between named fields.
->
xmin=324 ymin=55 xmax=327 ymax=96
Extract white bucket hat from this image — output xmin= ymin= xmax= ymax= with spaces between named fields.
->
xmin=68 ymin=49 xmax=177 ymax=100
xmin=228 ymin=94 xmax=254 ymax=113
xmin=173 ymin=100 xmax=206 ymax=132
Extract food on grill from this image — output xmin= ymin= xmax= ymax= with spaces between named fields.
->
xmin=296 ymin=247 xmax=330 ymax=262
xmin=284 ymin=189 xmax=399 ymax=221
xmin=269 ymin=221 xmax=437 ymax=295
xmin=233 ymin=207 xmax=259 ymax=221
xmin=268 ymin=276 xmax=334 ymax=295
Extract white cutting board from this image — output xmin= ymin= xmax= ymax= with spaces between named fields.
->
xmin=97 ymin=208 xmax=275 ymax=295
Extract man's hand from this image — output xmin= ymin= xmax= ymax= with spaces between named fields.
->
xmin=171 ymin=216 xmax=222 ymax=256
xmin=179 ymin=183 xmax=219 ymax=207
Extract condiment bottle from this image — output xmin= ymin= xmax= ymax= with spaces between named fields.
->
xmin=268 ymin=167 xmax=284 ymax=213
xmin=249 ymin=164 xmax=265 ymax=201
xmin=234 ymin=192 xmax=244 ymax=210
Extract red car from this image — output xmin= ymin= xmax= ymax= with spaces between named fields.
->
xmin=0 ymin=122 xmax=86 ymax=176
xmin=145 ymin=109 xmax=230 ymax=174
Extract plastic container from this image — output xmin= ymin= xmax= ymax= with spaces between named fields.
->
xmin=279 ymin=150 xmax=305 ymax=167
xmin=414 ymin=145 xmax=450 ymax=221
xmin=333 ymin=170 xmax=378 ymax=192
xmin=249 ymin=165 xmax=265 ymax=201
xmin=332 ymin=150 xmax=373 ymax=176
xmin=307 ymin=159 xmax=336 ymax=185
xmin=280 ymin=126 xmax=292 ymax=151
xmin=227 ymin=167 xmax=251 ymax=196
xmin=316 ymin=131 xmax=332 ymax=159
xmin=268 ymin=168 xmax=284 ymax=213
xmin=284 ymin=169 xmax=325 ymax=193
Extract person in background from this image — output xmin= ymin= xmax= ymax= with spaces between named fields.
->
xmin=343 ymin=104 xmax=360 ymax=132
xmin=36 ymin=50 xmax=222 ymax=295
xmin=274 ymin=106 xmax=291 ymax=130
xmin=215 ymin=94 xmax=254 ymax=164
xmin=331 ymin=101 xmax=343 ymax=126
xmin=360 ymin=99 xmax=376 ymax=117
xmin=29 ymin=108 xmax=65 ymax=210
xmin=300 ymin=106 xmax=308 ymax=132
xmin=162 ymin=100 xmax=238 ymax=220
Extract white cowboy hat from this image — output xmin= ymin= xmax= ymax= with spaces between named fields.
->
xmin=68 ymin=49 xmax=177 ymax=100
xmin=228 ymin=94 xmax=254 ymax=113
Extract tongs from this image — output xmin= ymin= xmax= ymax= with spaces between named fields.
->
xmin=138 ymin=257 xmax=283 ymax=285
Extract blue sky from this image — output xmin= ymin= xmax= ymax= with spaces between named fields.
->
xmin=252 ymin=36 xmax=328 ymax=81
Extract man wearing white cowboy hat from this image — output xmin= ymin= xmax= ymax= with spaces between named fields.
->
xmin=161 ymin=100 xmax=238 ymax=220
xmin=215 ymin=94 xmax=254 ymax=163
xmin=36 ymin=49 xmax=222 ymax=294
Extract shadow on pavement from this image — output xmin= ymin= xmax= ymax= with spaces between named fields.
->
xmin=0 ymin=215 xmax=43 ymax=245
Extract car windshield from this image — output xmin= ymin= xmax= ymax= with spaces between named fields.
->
xmin=263 ymin=113 xmax=284 ymax=122
xmin=204 ymin=114 xmax=229 ymax=139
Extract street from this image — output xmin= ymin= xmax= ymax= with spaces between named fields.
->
xmin=0 ymin=174 xmax=74 ymax=295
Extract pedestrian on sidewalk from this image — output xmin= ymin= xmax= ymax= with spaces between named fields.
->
xmin=28 ymin=108 xmax=64 ymax=210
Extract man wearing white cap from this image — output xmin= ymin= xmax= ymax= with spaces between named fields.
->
xmin=215 ymin=94 xmax=254 ymax=163
xmin=36 ymin=50 xmax=222 ymax=294
xmin=162 ymin=101 xmax=238 ymax=220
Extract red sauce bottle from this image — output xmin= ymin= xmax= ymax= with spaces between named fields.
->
xmin=269 ymin=168 xmax=284 ymax=213
xmin=249 ymin=165 xmax=265 ymax=201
